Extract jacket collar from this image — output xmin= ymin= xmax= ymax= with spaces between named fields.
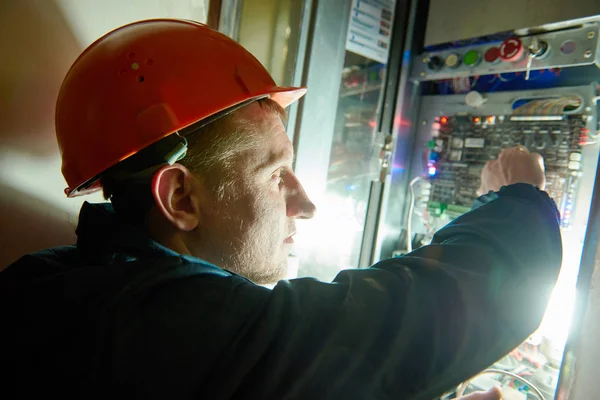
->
xmin=75 ymin=202 xmax=201 ymax=265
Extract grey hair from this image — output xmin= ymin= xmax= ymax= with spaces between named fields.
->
xmin=179 ymin=98 xmax=286 ymax=201
xmin=100 ymin=98 xmax=286 ymax=221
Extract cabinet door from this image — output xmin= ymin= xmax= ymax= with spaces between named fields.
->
xmin=293 ymin=0 xmax=399 ymax=281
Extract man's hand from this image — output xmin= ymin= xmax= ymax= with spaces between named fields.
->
xmin=457 ymin=386 xmax=502 ymax=400
xmin=477 ymin=146 xmax=545 ymax=196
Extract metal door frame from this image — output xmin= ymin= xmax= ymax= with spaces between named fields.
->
xmin=357 ymin=0 xmax=416 ymax=268
xmin=372 ymin=0 xmax=430 ymax=262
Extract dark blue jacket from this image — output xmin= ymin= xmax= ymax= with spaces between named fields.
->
xmin=0 ymin=184 xmax=561 ymax=399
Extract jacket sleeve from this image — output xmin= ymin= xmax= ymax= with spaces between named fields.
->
xmin=126 ymin=183 xmax=562 ymax=399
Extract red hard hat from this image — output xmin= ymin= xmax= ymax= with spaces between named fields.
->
xmin=56 ymin=19 xmax=307 ymax=197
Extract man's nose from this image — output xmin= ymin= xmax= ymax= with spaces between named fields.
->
xmin=286 ymin=175 xmax=316 ymax=219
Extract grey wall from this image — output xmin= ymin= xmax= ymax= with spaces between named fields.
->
xmin=426 ymin=0 xmax=600 ymax=46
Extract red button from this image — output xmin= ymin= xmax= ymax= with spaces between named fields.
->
xmin=485 ymin=47 xmax=500 ymax=63
xmin=499 ymin=37 xmax=524 ymax=62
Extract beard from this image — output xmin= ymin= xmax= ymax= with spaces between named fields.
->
xmin=195 ymin=212 xmax=290 ymax=285
xmin=222 ymin=245 xmax=289 ymax=284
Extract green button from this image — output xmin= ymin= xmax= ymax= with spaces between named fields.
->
xmin=464 ymin=50 xmax=480 ymax=66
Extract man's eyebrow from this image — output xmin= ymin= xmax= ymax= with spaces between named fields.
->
xmin=255 ymin=150 xmax=295 ymax=172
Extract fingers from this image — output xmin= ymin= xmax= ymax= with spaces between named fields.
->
xmin=457 ymin=386 xmax=502 ymax=400
xmin=530 ymin=152 xmax=545 ymax=171
xmin=499 ymin=146 xmax=545 ymax=189
xmin=498 ymin=146 xmax=529 ymax=163
xmin=498 ymin=147 xmax=526 ymax=184
xmin=477 ymin=160 xmax=494 ymax=196
xmin=478 ymin=146 xmax=546 ymax=196
xmin=499 ymin=146 xmax=543 ymax=168
xmin=478 ymin=159 xmax=503 ymax=195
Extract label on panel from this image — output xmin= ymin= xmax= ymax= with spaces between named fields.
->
xmin=345 ymin=0 xmax=396 ymax=64
xmin=464 ymin=138 xmax=485 ymax=148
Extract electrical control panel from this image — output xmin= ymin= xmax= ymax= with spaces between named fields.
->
xmin=408 ymin=85 xmax=599 ymax=245
xmin=412 ymin=24 xmax=600 ymax=81
xmin=427 ymin=114 xmax=586 ymax=228
xmin=405 ymin=86 xmax=599 ymax=398
xmin=391 ymin=12 xmax=600 ymax=400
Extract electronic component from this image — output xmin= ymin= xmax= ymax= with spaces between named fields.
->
xmin=499 ymin=37 xmax=524 ymax=62
xmin=463 ymin=50 xmax=481 ymax=67
xmin=484 ymin=47 xmax=501 ymax=64
xmin=426 ymin=114 xmax=586 ymax=228
xmin=412 ymin=23 xmax=600 ymax=80
xmin=427 ymin=55 xmax=445 ymax=71
xmin=445 ymin=53 xmax=461 ymax=68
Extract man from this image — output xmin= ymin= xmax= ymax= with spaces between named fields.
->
xmin=0 ymin=20 xmax=560 ymax=399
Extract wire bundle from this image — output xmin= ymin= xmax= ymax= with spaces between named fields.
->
xmin=512 ymin=96 xmax=582 ymax=116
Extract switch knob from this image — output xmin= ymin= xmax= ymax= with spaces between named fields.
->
xmin=499 ymin=37 xmax=524 ymax=62
xmin=427 ymin=55 xmax=444 ymax=71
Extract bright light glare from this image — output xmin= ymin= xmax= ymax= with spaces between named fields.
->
xmin=294 ymin=192 xmax=364 ymax=281
xmin=537 ymin=236 xmax=582 ymax=364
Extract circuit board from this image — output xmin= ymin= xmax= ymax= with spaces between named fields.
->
xmin=426 ymin=114 xmax=587 ymax=227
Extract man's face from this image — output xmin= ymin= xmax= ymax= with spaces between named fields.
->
xmin=194 ymin=103 xmax=316 ymax=283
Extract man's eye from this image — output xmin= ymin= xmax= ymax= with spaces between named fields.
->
xmin=271 ymin=170 xmax=281 ymax=181
xmin=271 ymin=169 xmax=285 ymax=186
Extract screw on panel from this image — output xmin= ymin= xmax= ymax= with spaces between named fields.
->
xmin=584 ymin=50 xmax=593 ymax=58
xmin=588 ymin=31 xmax=596 ymax=39
xmin=422 ymin=120 xmax=428 ymax=125
xmin=420 ymin=72 xmax=425 ymax=76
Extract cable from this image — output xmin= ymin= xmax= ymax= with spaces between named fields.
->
xmin=497 ymin=72 xmax=517 ymax=82
xmin=469 ymin=75 xmax=479 ymax=89
xmin=456 ymin=368 xmax=546 ymax=399
xmin=406 ymin=177 xmax=423 ymax=253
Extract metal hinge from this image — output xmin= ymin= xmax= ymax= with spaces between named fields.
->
xmin=379 ymin=134 xmax=394 ymax=181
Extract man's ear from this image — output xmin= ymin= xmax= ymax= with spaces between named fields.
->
xmin=151 ymin=164 xmax=201 ymax=231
